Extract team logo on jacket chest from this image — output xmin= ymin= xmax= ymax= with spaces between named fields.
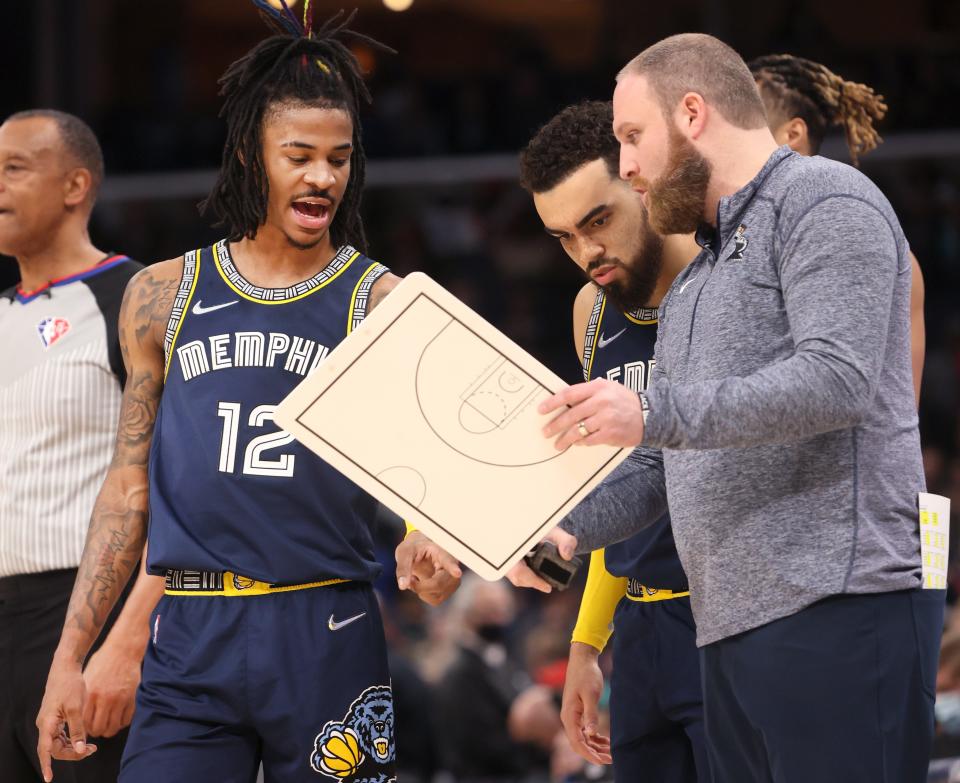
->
xmin=175 ymin=330 xmax=331 ymax=382
xmin=727 ymin=224 xmax=748 ymax=262
xmin=37 ymin=317 xmax=70 ymax=348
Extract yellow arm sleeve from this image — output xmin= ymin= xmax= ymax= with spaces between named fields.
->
xmin=404 ymin=521 xmax=416 ymax=537
xmin=571 ymin=549 xmax=628 ymax=652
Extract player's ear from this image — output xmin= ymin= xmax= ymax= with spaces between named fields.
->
xmin=782 ymin=117 xmax=810 ymax=153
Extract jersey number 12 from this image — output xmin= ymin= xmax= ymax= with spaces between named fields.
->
xmin=216 ymin=402 xmax=296 ymax=477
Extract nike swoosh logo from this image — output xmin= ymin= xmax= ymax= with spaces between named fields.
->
xmin=192 ymin=299 xmax=239 ymax=315
xmin=678 ymin=274 xmax=699 ymax=295
xmin=328 ymin=611 xmax=366 ymax=631
xmin=597 ymin=329 xmax=626 ymax=349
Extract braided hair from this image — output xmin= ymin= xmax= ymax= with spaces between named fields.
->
xmin=200 ymin=3 xmax=392 ymax=252
xmin=748 ymin=54 xmax=887 ymax=166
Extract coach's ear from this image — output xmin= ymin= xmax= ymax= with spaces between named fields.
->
xmin=671 ymin=91 xmax=708 ymax=141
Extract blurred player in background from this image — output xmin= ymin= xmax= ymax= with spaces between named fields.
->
xmin=749 ymin=53 xmax=926 ymax=404
xmin=518 ymin=101 xmax=706 ymax=783
xmin=0 ymin=109 xmax=162 ymax=783
xmin=36 ymin=6 xmax=403 ymax=782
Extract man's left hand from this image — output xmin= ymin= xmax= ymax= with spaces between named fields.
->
xmin=539 ymin=378 xmax=645 ymax=451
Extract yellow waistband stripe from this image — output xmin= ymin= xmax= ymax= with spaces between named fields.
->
xmin=625 ymin=584 xmax=690 ymax=603
xmin=164 ymin=569 xmax=349 ymax=597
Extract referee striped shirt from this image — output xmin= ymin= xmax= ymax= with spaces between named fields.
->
xmin=0 ymin=255 xmax=141 ymax=577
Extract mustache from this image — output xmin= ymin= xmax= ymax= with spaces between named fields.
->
xmin=629 ymin=176 xmax=651 ymax=192
xmin=586 ymin=258 xmax=624 ymax=275
xmin=290 ymin=189 xmax=334 ymax=203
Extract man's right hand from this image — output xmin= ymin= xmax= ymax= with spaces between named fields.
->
xmin=395 ymin=531 xmax=463 ymax=606
xmin=561 ymin=642 xmax=612 ymax=765
xmin=36 ymin=653 xmax=98 ymax=782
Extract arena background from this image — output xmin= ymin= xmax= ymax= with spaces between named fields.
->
xmin=4 ymin=1 xmax=960 ymax=780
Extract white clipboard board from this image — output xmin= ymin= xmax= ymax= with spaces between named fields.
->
xmin=275 ymin=272 xmax=629 ymax=580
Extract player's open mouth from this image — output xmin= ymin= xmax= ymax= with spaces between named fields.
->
xmin=291 ymin=199 xmax=332 ymax=230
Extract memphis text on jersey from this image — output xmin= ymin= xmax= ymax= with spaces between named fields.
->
xmin=174 ymin=331 xmax=329 ymax=382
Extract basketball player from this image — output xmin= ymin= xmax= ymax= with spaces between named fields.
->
xmin=37 ymin=8 xmax=401 ymax=782
xmin=749 ymin=54 xmax=926 ymax=404
xmin=519 ymin=101 xmax=707 ymax=783
xmin=0 ymin=109 xmax=163 ymax=783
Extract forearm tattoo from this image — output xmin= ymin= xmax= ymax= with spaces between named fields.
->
xmin=61 ymin=265 xmax=176 ymax=654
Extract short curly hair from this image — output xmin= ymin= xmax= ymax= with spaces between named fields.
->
xmin=519 ymin=101 xmax=619 ymax=194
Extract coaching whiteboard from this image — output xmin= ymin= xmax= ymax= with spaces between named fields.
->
xmin=274 ymin=272 xmax=629 ymax=580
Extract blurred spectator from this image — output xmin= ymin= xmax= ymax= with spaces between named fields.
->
xmin=934 ymin=630 xmax=960 ymax=759
xmin=508 ymin=686 xmax=562 ymax=754
xmin=380 ymin=592 xmax=440 ymax=783
xmin=434 ymin=575 xmax=549 ymax=782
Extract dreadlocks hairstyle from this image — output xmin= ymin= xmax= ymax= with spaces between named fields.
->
xmin=749 ymin=54 xmax=888 ymax=166
xmin=200 ymin=2 xmax=392 ymax=252
xmin=519 ymin=101 xmax=619 ymax=194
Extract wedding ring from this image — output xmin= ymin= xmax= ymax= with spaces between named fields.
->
xmin=577 ymin=421 xmax=589 ymax=439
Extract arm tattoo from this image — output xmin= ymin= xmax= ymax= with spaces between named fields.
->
xmin=61 ymin=264 xmax=177 ymax=654
xmin=367 ymin=272 xmax=401 ymax=315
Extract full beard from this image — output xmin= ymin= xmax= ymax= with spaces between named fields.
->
xmin=587 ymin=215 xmax=665 ymax=313
xmin=635 ymin=127 xmax=712 ymax=236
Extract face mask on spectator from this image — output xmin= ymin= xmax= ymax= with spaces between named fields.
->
xmin=935 ymin=692 xmax=960 ymax=734
xmin=476 ymin=623 xmax=507 ymax=644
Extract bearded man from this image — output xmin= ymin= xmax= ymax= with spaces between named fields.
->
xmin=533 ymin=34 xmax=940 ymax=783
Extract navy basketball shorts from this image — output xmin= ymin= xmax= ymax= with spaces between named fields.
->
xmin=701 ymin=588 xmax=944 ymax=783
xmin=609 ymin=595 xmax=709 ymax=783
xmin=120 ymin=580 xmax=396 ymax=783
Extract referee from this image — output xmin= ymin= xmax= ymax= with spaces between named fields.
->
xmin=0 ymin=110 xmax=162 ymax=782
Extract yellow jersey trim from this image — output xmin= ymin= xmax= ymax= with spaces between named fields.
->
xmin=624 ymin=311 xmax=658 ymax=325
xmin=214 ymin=240 xmax=360 ymax=305
xmin=584 ymin=295 xmax=606 ymax=382
xmin=625 ymin=586 xmax=690 ymax=603
xmin=163 ymin=249 xmax=201 ymax=381
xmin=347 ymin=261 xmax=386 ymax=335
xmin=165 ymin=571 xmax=349 ymax=597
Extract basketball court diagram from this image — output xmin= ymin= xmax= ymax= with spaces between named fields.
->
xmin=275 ymin=273 xmax=629 ymax=580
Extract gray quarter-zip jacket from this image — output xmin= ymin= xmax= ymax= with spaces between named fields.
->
xmin=562 ymin=146 xmax=923 ymax=646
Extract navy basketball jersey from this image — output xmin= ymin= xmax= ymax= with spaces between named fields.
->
xmin=147 ymin=240 xmax=389 ymax=584
xmin=582 ymin=289 xmax=687 ymax=590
